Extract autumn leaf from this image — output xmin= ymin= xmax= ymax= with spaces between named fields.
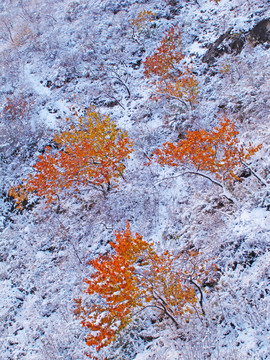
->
xmin=144 ymin=25 xmax=183 ymax=79
xmin=143 ymin=26 xmax=199 ymax=106
xmin=9 ymin=107 xmax=133 ymax=207
xmin=151 ymin=116 xmax=262 ymax=184
xmin=76 ymin=221 xmax=214 ymax=359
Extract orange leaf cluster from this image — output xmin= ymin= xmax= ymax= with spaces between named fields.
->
xmin=2 ymin=95 xmax=33 ymax=122
xmin=76 ymin=221 xmax=213 ymax=359
xmin=155 ymin=67 xmax=199 ymax=105
xmin=9 ymin=108 xmax=133 ymax=206
xmin=130 ymin=10 xmax=155 ymax=30
xmin=143 ymin=26 xmax=199 ymax=105
xmin=152 ymin=117 xmax=262 ymax=183
xmin=144 ymin=25 xmax=183 ymax=79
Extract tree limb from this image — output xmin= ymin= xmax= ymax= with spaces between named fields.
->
xmin=189 ymin=279 xmax=205 ymax=316
xmin=155 ymin=170 xmax=223 ymax=188
xmin=240 ymin=159 xmax=268 ymax=186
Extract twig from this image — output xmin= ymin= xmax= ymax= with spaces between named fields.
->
xmin=104 ymin=91 xmax=125 ymax=109
xmin=152 ymin=291 xmax=180 ymax=329
xmin=155 ymin=170 xmax=223 ymax=188
xmin=111 ymin=70 xmax=131 ymax=98
xmin=155 ymin=170 xmax=235 ymax=202
xmin=154 ymin=91 xmax=189 ymax=110
xmin=240 ymin=159 xmax=268 ymax=186
xmin=189 ymin=279 xmax=205 ymax=316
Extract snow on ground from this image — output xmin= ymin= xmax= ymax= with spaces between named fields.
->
xmin=0 ymin=0 xmax=269 ymax=359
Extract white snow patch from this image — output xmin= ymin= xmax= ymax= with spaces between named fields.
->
xmin=23 ymin=64 xmax=51 ymax=97
xmin=240 ymin=207 xmax=270 ymax=229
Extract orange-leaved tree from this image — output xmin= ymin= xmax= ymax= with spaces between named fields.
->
xmin=130 ymin=9 xmax=156 ymax=44
xmin=9 ymin=107 xmax=133 ymax=206
xmin=143 ymin=25 xmax=199 ymax=107
xmin=75 ymin=221 xmax=214 ymax=359
xmin=151 ymin=117 xmax=262 ymax=187
xmin=155 ymin=66 xmax=199 ymax=107
xmin=144 ymin=25 xmax=184 ymax=78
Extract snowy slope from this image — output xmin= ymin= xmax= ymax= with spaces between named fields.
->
xmin=0 ymin=0 xmax=269 ymax=359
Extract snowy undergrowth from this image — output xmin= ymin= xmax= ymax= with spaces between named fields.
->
xmin=0 ymin=0 xmax=269 ymax=359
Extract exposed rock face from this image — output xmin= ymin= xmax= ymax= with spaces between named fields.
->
xmin=202 ymin=28 xmax=245 ymax=63
xmin=248 ymin=18 xmax=270 ymax=46
xmin=203 ymin=18 xmax=270 ymax=64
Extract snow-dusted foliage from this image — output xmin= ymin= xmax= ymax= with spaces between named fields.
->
xmin=0 ymin=0 xmax=269 ymax=359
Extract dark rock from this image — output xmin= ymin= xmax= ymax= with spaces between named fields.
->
xmin=30 ymin=287 xmax=37 ymax=294
xmin=139 ymin=334 xmax=160 ymax=342
xmin=132 ymin=47 xmax=145 ymax=57
xmin=218 ymin=103 xmax=226 ymax=109
xmin=242 ymin=250 xmax=260 ymax=268
xmin=202 ymin=28 xmax=233 ymax=63
xmin=203 ymin=278 xmax=219 ymax=288
xmin=48 ymin=107 xmax=57 ymax=114
xmin=202 ymin=28 xmax=246 ymax=63
xmin=203 ymin=19 xmax=270 ymax=64
xmin=46 ymin=80 xmax=52 ymax=88
xmin=39 ymin=245 xmax=56 ymax=252
xmin=8 ymin=339 xmax=19 ymax=346
xmin=105 ymin=99 xmax=119 ymax=108
xmin=130 ymin=59 xmax=142 ymax=69
xmin=238 ymin=167 xmax=251 ymax=179
xmin=248 ymin=18 xmax=270 ymax=46
xmin=229 ymin=33 xmax=246 ymax=53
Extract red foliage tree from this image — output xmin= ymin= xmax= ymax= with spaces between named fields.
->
xmin=9 ymin=107 xmax=133 ymax=206
xmin=143 ymin=26 xmax=199 ymax=107
xmin=75 ymin=221 xmax=214 ymax=359
xmin=151 ymin=117 xmax=262 ymax=186
xmin=144 ymin=25 xmax=184 ymax=78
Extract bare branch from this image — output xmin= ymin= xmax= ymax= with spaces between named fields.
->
xmin=240 ymin=159 xmax=268 ymax=186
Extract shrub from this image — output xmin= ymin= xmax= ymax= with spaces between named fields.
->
xmin=143 ymin=26 xmax=199 ymax=107
xmin=75 ymin=221 xmax=214 ymax=359
xmin=151 ymin=117 xmax=262 ymax=185
xmin=9 ymin=107 xmax=133 ymax=206
xmin=130 ymin=10 xmax=156 ymax=44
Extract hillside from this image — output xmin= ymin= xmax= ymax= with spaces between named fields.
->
xmin=0 ymin=0 xmax=269 ymax=359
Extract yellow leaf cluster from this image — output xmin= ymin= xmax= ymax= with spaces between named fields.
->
xmin=8 ymin=184 xmax=29 ymax=210
xmin=130 ymin=10 xmax=155 ymax=30
xmin=9 ymin=107 xmax=133 ymax=206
